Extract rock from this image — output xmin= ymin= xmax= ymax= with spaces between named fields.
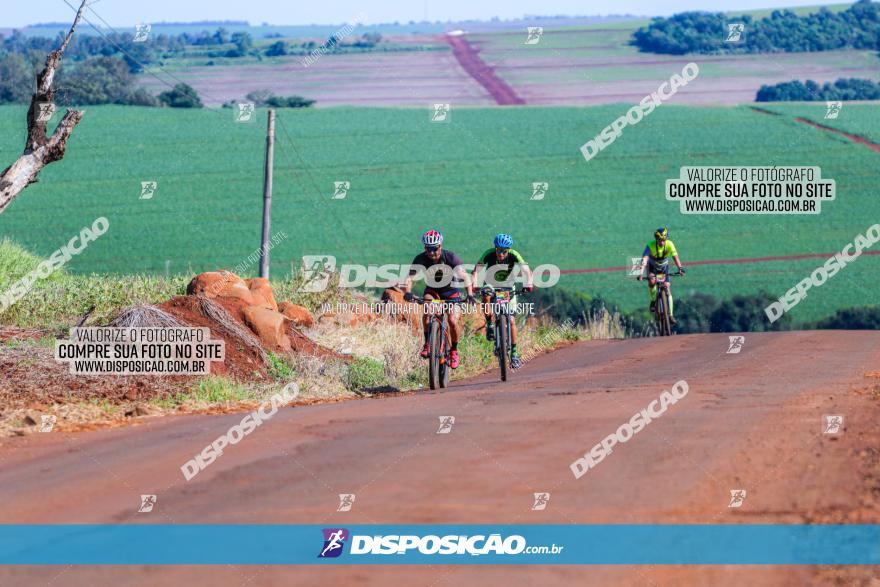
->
xmin=381 ymin=287 xmax=422 ymax=333
xmin=243 ymin=306 xmax=291 ymax=350
xmin=246 ymin=278 xmax=278 ymax=311
xmin=23 ymin=411 xmax=41 ymax=426
xmin=125 ymin=404 xmax=154 ymax=417
xmin=187 ymin=271 xmax=255 ymax=305
xmin=278 ymin=302 xmax=315 ymax=328
xmin=318 ymin=311 xmax=337 ymax=323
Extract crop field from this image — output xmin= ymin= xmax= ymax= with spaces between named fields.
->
xmin=0 ymin=102 xmax=877 ymax=321
xmin=759 ymin=102 xmax=880 ymax=144
xmin=136 ymin=38 xmax=492 ymax=107
xmin=469 ymin=23 xmax=879 ymax=105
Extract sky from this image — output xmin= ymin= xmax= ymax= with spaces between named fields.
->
xmin=5 ymin=0 xmax=837 ymax=28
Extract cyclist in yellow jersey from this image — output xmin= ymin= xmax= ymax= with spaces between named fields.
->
xmin=637 ymin=227 xmax=686 ymax=325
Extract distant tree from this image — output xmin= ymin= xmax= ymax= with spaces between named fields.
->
xmin=58 ymin=56 xmax=135 ymax=105
xmin=0 ymin=54 xmax=34 ymax=104
xmin=352 ymin=32 xmax=383 ymax=48
xmin=632 ymin=0 xmax=880 ymax=55
xmin=265 ymin=41 xmax=288 ymax=56
xmin=225 ymin=31 xmax=253 ymax=57
xmin=212 ymin=27 xmax=230 ymax=45
xmin=756 ymin=78 xmax=880 ymax=101
xmin=241 ymin=90 xmax=315 ymax=108
xmin=709 ymin=291 xmax=790 ymax=332
xmin=674 ymin=292 xmax=718 ymax=333
xmin=158 ymin=83 xmax=203 ymax=108
xmin=124 ymin=87 xmax=161 ymax=107
xmin=814 ymin=306 xmax=880 ymax=329
xmin=264 ymin=95 xmax=315 ymax=108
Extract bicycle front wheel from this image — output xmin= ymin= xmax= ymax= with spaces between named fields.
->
xmin=498 ymin=314 xmax=509 ymax=381
xmin=428 ymin=319 xmax=441 ymax=389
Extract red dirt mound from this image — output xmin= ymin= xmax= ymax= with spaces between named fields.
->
xmin=159 ymin=296 xmax=265 ymax=379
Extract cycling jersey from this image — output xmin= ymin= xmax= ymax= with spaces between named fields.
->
xmin=409 ymin=249 xmax=464 ymax=292
xmin=477 ymin=248 xmax=527 ymax=286
xmin=643 ymin=239 xmax=678 ymax=271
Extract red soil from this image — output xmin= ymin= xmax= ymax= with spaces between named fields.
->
xmin=445 ymin=34 xmax=525 ymax=105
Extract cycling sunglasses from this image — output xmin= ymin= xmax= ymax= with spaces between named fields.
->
xmin=495 ymin=247 xmax=510 ymax=253
xmin=424 ymin=245 xmax=441 ymax=252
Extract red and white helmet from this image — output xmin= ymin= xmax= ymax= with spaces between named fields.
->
xmin=422 ymin=229 xmax=443 ymax=247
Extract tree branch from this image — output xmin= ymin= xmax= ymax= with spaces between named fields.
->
xmin=0 ymin=0 xmax=88 ymax=215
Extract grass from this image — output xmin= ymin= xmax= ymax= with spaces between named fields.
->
xmin=266 ymin=351 xmax=295 ymax=380
xmin=1 ymin=336 xmax=55 ymax=349
xmin=345 ymin=356 xmax=385 ymax=392
xmin=758 ymin=102 xmax=880 ymax=144
xmin=1 ymin=103 xmax=878 ymax=323
xmin=150 ymin=375 xmax=253 ymax=410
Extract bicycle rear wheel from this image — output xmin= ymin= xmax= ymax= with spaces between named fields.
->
xmin=428 ymin=320 xmax=440 ymax=390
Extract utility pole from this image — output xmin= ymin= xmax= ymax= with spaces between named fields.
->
xmin=259 ymin=109 xmax=275 ymax=278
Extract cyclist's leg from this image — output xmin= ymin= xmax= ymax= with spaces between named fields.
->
xmin=509 ymin=293 xmax=519 ymax=345
xmin=665 ymin=275 xmax=674 ymax=317
xmin=443 ymin=290 xmax=463 ymax=368
xmin=647 ymin=272 xmax=658 ymax=306
xmin=422 ymin=289 xmax=438 ymax=337
xmin=480 ymin=285 xmax=494 ymax=339
xmin=420 ymin=289 xmax=439 ymax=356
xmin=445 ymin=290 xmax=462 ymax=345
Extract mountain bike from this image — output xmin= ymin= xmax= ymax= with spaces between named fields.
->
xmin=485 ymin=286 xmax=527 ymax=382
xmin=650 ymin=271 xmax=683 ymax=337
xmin=412 ymin=295 xmax=466 ymax=390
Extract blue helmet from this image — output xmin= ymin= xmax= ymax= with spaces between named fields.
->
xmin=494 ymin=233 xmax=513 ymax=249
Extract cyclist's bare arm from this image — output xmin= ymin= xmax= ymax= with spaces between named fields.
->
xmin=520 ymin=263 xmax=533 ymax=288
xmin=455 ymin=265 xmax=474 ymax=296
xmin=402 ymin=274 xmax=415 ymax=296
xmin=638 ymin=255 xmax=649 ymax=280
xmin=673 ymin=255 xmax=683 ymax=271
xmin=471 ymin=264 xmax=484 ymax=293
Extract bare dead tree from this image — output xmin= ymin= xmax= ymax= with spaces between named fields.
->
xmin=0 ymin=0 xmax=88 ymax=214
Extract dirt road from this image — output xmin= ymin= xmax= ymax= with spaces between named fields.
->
xmin=445 ymin=34 xmax=526 ymax=105
xmin=1 ymin=331 xmax=878 ymax=586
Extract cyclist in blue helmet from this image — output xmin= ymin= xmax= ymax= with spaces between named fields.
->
xmin=472 ymin=233 xmax=533 ymax=368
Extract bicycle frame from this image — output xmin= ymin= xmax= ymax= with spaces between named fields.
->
xmin=486 ymin=287 xmax=526 ymax=381
xmin=413 ymin=295 xmax=464 ymax=390
xmin=646 ymin=271 xmax=682 ymax=337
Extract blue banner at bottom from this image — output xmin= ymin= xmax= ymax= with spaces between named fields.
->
xmin=0 ymin=525 xmax=878 ymax=565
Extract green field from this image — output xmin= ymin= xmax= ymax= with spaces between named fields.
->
xmin=0 ymin=102 xmax=876 ymax=322
xmin=760 ymin=102 xmax=880 ymax=144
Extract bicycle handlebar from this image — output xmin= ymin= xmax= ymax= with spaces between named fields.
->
xmin=409 ymin=288 xmax=531 ymax=304
xmin=636 ymin=270 xmax=685 ymax=279
xmin=483 ymin=287 xmax=532 ymax=295
xmin=410 ymin=295 xmax=470 ymax=305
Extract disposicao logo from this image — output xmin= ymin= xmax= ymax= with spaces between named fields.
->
xmin=318 ymin=528 xmax=349 ymax=558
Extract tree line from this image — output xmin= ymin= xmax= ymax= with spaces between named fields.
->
xmin=0 ymin=25 xmax=331 ymax=108
xmin=631 ymin=0 xmax=880 ymax=55
xmin=756 ymin=78 xmax=880 ymax=101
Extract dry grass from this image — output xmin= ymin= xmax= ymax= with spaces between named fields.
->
xmin=195 ymin=296 xmax=268 ymax=364
xmin=108 ymin=304 xmax=185 ymax=328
